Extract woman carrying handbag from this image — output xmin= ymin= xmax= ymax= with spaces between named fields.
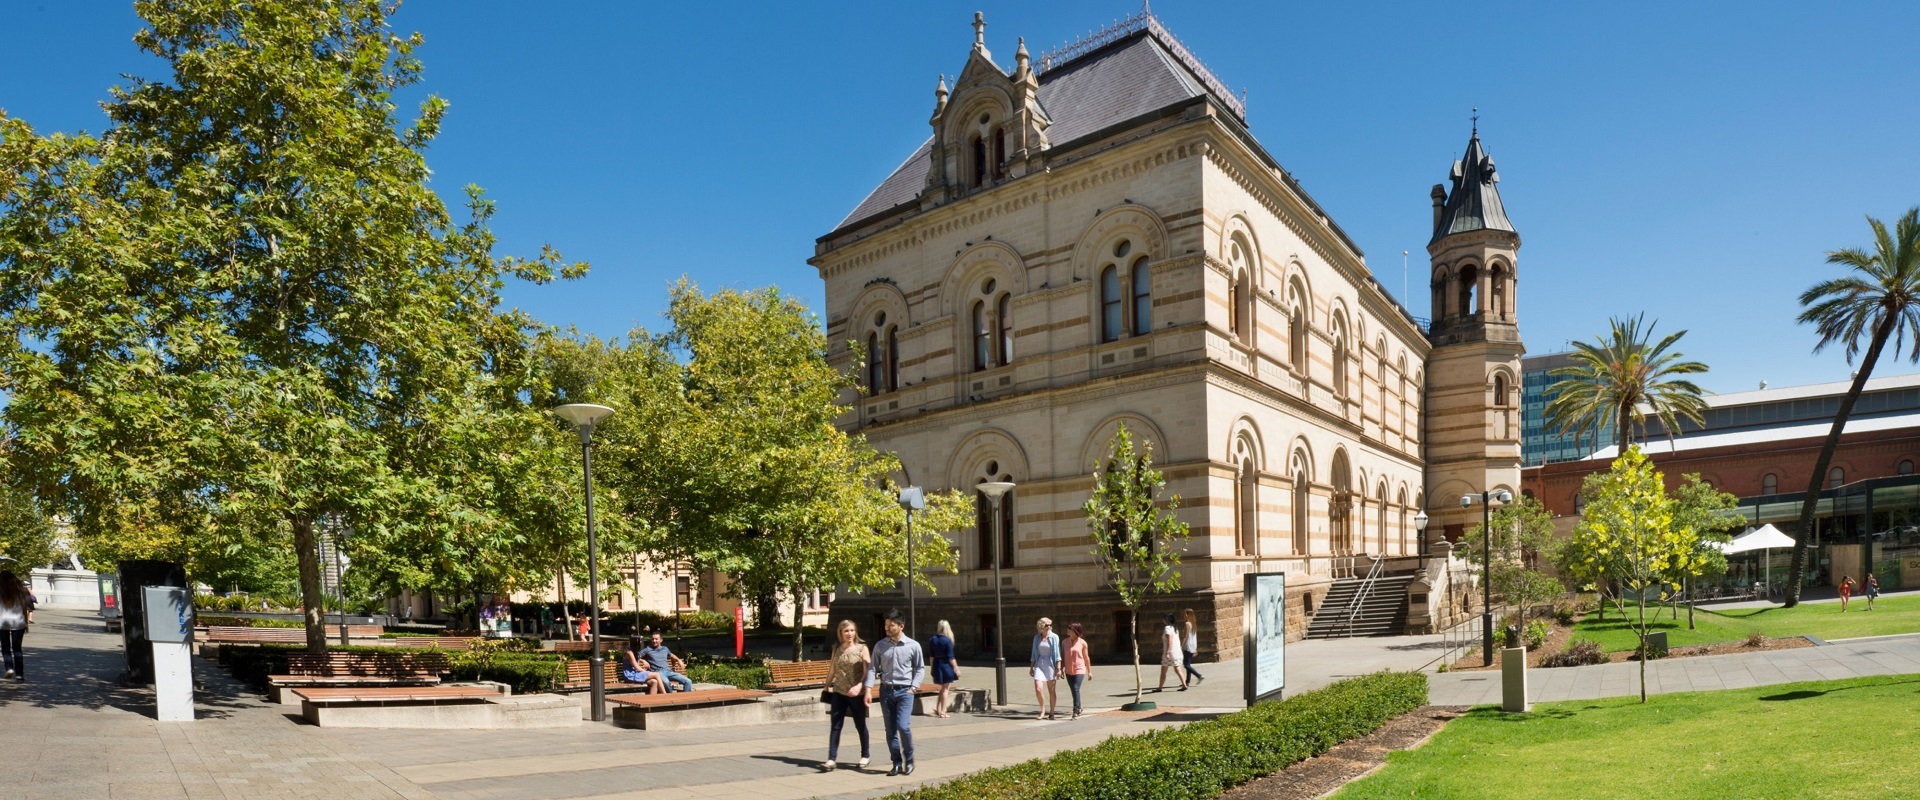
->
xmin=821 ymin=620 xmax=872 ymax=771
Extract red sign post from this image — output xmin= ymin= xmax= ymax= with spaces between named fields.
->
xmin=734 ymin=605 xmax=746 ymax=658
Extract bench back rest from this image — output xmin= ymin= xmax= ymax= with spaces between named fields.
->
xmin=767 ymin=660 xmax=832 ymax=683
xmin=564 ymin=659 xmax=622 ymax=684
xmin=205 ymin=626 xmax=307 ymax=642
xmin=552 ymin=639 xmax=630 ymax=653
xmin=284 ymin=651 xmax=450 ymax=678
xmin=387 ymin=636 xmax=477 ymax=650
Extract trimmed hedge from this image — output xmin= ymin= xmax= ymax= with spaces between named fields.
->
xmin=446 ymin=654 xmax=568 ymax=695
xmin=880 ymin=671 xmax=1427 ymax=800
xmin=213 ymin=643 xmax=438 ymax=690
xmin=682 ymin=654 xmax=770 ymax=690
xmin=197 ymin=615 xmax=304 ymax=629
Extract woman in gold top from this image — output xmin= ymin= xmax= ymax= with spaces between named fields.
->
xmin=821 ymin=619 xmax=872 ymax=771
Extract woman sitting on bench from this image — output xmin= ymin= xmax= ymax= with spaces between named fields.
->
xmin=620 ymin=636 xmax=668 ymax=694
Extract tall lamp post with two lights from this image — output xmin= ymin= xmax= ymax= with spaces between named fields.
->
xmin=898 ymin=486 xmax=926 ymax=635
xmin=1462 ymin=488 xmax=1512 ymax=667
xmin=556 ymin=403 xmax=616 ymax=721
xmin=977 ymin=480 xmax=1014 ymax=706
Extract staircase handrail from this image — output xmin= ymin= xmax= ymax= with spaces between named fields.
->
xmin=1335 ymin=554 xmax=1386 ymax=638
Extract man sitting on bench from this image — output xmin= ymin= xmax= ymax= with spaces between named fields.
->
xmin=620 ymin=637 xmax=668 ymax=694
xmin=635 ymin=632 xmax=694 ymax=693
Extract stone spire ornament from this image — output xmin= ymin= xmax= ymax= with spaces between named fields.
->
xmin=973 ymin=11 xmax=986 ymax=50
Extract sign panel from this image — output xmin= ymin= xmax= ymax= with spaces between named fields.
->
xmin=1243 ymin=571 xmax=1287 ymax=706
xmin=142 ymin=586 xmax=194 ymax=644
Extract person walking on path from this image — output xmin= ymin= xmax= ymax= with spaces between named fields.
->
xmin=868 ymin=609 xmax=925 ymax=777
xmin=1155 ymin=611 xmax=1188 ymax=692
xmin=1061 ymin=622 xmax=1092 ymax=720
xmin=1029 ymin=617 xmax=1062 ymax=719
xmin=1866 ymin=573 xmax=1880 ymax=610
xmin=1181 ymin=608 xmax=1205 ymax=686
xmin=0 ymin=570 xmax=34 ymax=682
xmin=927 ymin=620 xmax=960 ymax=719
xmin=1840 ymin=576 xmax=1854 ymax=612
xmin=821 ymin=620 xmax=871 ymax=772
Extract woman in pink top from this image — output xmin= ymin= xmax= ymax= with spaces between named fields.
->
xmin=1061 ymin=622 xmax=1093 ymax=720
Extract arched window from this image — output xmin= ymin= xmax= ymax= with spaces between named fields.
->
xmin=1458 ymin=265 xmax=1479 ymax=317
xmin=992 ymin=127 xmax=1007 ymax=181
xmin=970 ymin=134 xmax=987 ymax=188
xmin=1290 ymin=451 xmax=1311 ymax=556
xmin=1493 ymin=375 xmax=1508 ymax=407
xmin=974 ymin=466 xmax=1015 ymax=569
xmin=1397 ymin=487 xmax=1410 ymax=555
xmin=1330 ymin=450 xmax=1352 ymax=556
xmin=1828 ymin=467 xmax=1845 ymax=489
xmin=1331 ymin=318 xmax=1349 ymax=397
xmin=1491 ymin=266 xmax=1508 ymax=317
xmin=971 ymin=301 xmax=990 ymax=372
xmin=1287 ymin=281 xmax=1308 ymax=371
xmin=1376 ymin=483 xmax=1389 ymax=554
xmin=865 ymin=332 xmax=883 ymax=392
xmin=1100 ymin=266 xmax=1123 ymax=343
xmin=1762 ymin=473 xmax=1779 ymax=495
xmin=1131 ymin=257 xmax=1152 ymax=336
xmin=1235 ymin=437 xmax=1258 ymax=557
xmin=1233 ymin=270 xmax=1254 ymax=344
xmin=1574 ymin=493 xmax=1587 ymax=514
xmin=1901 ymin=460 xmax=1915 ymax=476
xmin=885 ymin=326 xmax=899 ymax=391
xmin=996 ymin=293 xmax=1013 ymax=366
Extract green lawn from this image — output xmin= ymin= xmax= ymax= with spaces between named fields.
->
xmin=1334 ymin=675 xmax=1920 ymax=800
xmin=1572 ymin=594 xmax=1920 ymax=653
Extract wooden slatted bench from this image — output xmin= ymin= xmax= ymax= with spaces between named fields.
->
xmin=387 ymin=636 xmax=478 ymax=650
xmin=556 ymin=659 xmax=657 ymax=693
xmin=551 ymin=639 xmax=629 ymax=653
xmin=203 ymin=626 xmax=308 ymax=644
xmin=293 ymin=685 xmax=496 ymax=705
xmin=267 ymin=652 xmax=450 ymax=704
xmin=607 ymin=688 xmax=770 ymax=730
xmin=293 ymin=685 xmax=584 ymax=729
xmin=764 ymin=660 xmax=831 ymax=691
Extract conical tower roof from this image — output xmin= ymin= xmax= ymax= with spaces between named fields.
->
xmin=1431 ymin=132 xmax=1515 ymax=243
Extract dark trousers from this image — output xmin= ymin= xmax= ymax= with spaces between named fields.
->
xmin=879 ymin=685 xmax=915 ymax=766
xmin=1065 ymin=673 xmax=1086 ymax=713
xmin=827 ymin=692 xmax=870 ymax=761
xmin=1183 ymin=649 xmax=1201 ymax=680
xmin=1 ymin=628 xmax=22 ymax=678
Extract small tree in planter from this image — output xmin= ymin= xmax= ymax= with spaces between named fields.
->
xmin=1460 ymin=496 xmax=1563 ymax=625
xmin=1084 ymin=425 xmax=1190 ymax=711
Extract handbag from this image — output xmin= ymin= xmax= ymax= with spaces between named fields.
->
xmin=819 ymin=688 xmax=835 ymax=704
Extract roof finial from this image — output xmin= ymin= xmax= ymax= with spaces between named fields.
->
xmin=1143 ymin=0 xmax=1153 ymax=16
xmin=973 ymin=11 xmax=986 ymax=49
xmin=1471 ymin=106 xmax=1479 ymax=136
xmin=1016 ymin=37 xmax=1029 ymax=64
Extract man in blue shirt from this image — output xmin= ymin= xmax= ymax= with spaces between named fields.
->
xmin=867 ymin=608 xmax=925 ymax=776
xmin=636 ymin=632 xmax=694 ymax=693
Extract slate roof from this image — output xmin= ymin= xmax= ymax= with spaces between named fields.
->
xmin=1431 ymin=133 xmax=1516 ymax=243
xmin=834 ymin=31 xmax=1219 ymax=233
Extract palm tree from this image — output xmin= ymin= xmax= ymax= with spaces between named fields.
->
xmin=1783 ymin=208 xmax=1920 ymax=607
xmin=1545 ymin=314 xmax=1711 ymax=457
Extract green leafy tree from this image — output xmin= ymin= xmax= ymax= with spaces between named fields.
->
xmin=1562 ymin=447 xmax=1706 ymax=702
xmin=1084 ymin=424 xmax=1191 ymax=706
xmin=1460 ymin=496 xmax=1563 ymax=625
xmin=1667 ymin=474 xmax=1742 ymax=629
xmin=1545 ymin=314 xmax=1710 ymax=455
xmin=0 ymin=0 xmax=582 ymax=651
xmin=0 ymin=479 xmax=58 ymax=570
xmin=1785 ymin=208 xmax=1920 ymax=607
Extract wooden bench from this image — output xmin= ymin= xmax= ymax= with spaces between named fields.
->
xmin=293 ymin=685 xmax=588 ymax=729
xmin=764 ymin=660 xmax=831 ymax=691
xmin=386 ymin=636 xmax=478 ymax=650
xmin=557 ymin=659 xmax=657 ymax=693
xmin=607 ymin=688 xmax=771 ymax=730
xmin=551 ymin=639 xmax=629 ymax=653
xmin=294 ymin=685 xmax=499 ymax=706
xmin=266 ymin=651 xmax=451 ymax=704
xmin=203 ymin=626 xmax=308 ymax=644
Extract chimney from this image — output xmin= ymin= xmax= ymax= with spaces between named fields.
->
xmin=1430 ymin=184 xmax=1447 ymax=229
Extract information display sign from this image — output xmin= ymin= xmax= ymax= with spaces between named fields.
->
xmin=1243 ymin=572 xmax=1286 ymax=706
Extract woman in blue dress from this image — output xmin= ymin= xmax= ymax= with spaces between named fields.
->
xmin=928 ymin=620 xmax=960 ymax=718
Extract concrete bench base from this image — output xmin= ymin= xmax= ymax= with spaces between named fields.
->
xmin=608 ymin=687 xmax=990 ymax=731
xmin=303 ymin=692 xmax=573 ymax=729
xmin=920 ymin=687 xmax=989 ymax=715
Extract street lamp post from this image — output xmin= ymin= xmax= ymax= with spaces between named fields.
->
xmin=978 ymin=481 xmax=1015 ymax=707
xmin=1461 ymin=488 xmax=1513 ymax=667
xmin=898 ymin=486 xmax=926 ymax=636
xmin=556 ymin=403 xmax=616 ymax=722
xmin=1413 ymin=509 xmax=1430 ymax=557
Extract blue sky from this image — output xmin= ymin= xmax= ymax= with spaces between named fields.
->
xmin=5 ymin=1 xmax=1919 ymax=394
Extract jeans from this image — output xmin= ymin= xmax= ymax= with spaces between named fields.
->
xmin=1 ymin=628 xmax=22 ymax=678
xmin=657 ymin=669 xmax=693 ymax=692
xmin=1183 ymin=649 xmax=1202 ymax=681
xmin=878 ymin=685 xmax=915 ymax=766
xmin=826 ymin=692 xmax=869 ymax=761
xmin=1065 ymin=673 xmax=1085 ymax=714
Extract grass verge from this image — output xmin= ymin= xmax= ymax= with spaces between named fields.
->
xmin=1574 ymin=595 xmax=1920 ymax=653
xmin=1335 ymin=674 xmax=1920 ymax=799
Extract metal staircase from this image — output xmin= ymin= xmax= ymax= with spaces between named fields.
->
xmin=1304 ymin=565 xmax=1414 ymax=639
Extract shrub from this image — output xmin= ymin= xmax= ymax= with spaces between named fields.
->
xmin=875 ymin=671 xmax=1426 ymax=800
xmin=1553 ymin=601 xmax=1579 ymax=626
xmin=1524 ymin=620 xmax=1551 ymax=651
xmin=682 ymin=653 xmax=769 ymax=690
xmin=1539 ymin=637 xmax=1607 ymax=668
xmin=1746 ymin=631 xmax=1768 ymax=647
xmin=446 ymin=654 xmax=567 ymax=694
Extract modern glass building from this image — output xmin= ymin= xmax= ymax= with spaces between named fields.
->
xmin=1520 ymin=351 xmax=1613 ymax=467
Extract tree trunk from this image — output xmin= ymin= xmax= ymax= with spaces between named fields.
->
xmin=1129 ymin=607 xmax=1143 ymax=704
xmin=1786 ymin=317 xmax=1892 ymax=607
xmin=1637 ymin=597 xmax=1648 ymax=703
xmin=754 ymin=591 xmax=781 ymax=630
xmin=1686 ymin=575 xmax=1696 ymax=630
xmin=559 ymin=562 xmax=576 ymax=642
xmin=292 ymin=516 xmax=327 ymax=654
xmin=791 ymin=593 xmax=807 ymax=663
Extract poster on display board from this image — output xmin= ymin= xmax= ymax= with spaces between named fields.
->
xmin=1243 ymin=572 xmax=1286 ymax=707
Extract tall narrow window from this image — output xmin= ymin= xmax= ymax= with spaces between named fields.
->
xmin=1762 ymin=473 xmax=1778 ymax=494
xmin=1828 ymin=467 xmax=1845 ymax=489
xmin=866 ymin=332 xmax=883 ymax=392
xmin=1333 ymin=330 xmax=1349 ymax=396
xmin=998 ymin=490 xmax=1015 ymax=568
xmin=1235 ymin=438 xmax=1257 ymax=556
xmin=1901 ymin=460 xmax=1915 ymax=476
xmin=975 ymin=489 xmax=993 ymax=569
xmin=1376 ymin=485 xmax=1389 ymax=553
xmin=1289 ymin=296 xmax=1306 ymax=369
xmin=972 ymin=301 xmax=989 ymax=371
xmin=1492 ymin=267 xmax=1508 ymax=316
xmin=970 ymin=134 xmax=987 ymax=188
xmin=1458 ymin=265 xmax=1479 ymax=316
xmin=1493 ymin=375 xmax=1508 ymax=406
xmin=1131 ymin=257 xmax=1152 ymax=335
xmin=1397 ymin=488 xmax=1410 ymax=554
xmin=1291 ymin=452 xmax=1311 ymax=556
xmin=1100 ymin=266 xmax=1123 ymax=343
xmin=992 ymin=128 xmax=1007 ymax=181
xmin=996 ymin=294 xmax=1012 ymax=366
xmin=885 ymin=325 xmax=899 ymax=391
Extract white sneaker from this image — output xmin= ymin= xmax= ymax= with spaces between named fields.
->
xmin=821 ymin=760 xmax=835 ymax=772
xmin=857 ymin=757 xmax=870 ymax=768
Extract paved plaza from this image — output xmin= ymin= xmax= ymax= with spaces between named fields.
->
xmin=1 ymin=607 xmax=1917 ymax=800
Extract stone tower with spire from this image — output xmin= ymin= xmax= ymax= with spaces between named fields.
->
xmin=1422 ymin=127 xmax=1525 ymax=546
